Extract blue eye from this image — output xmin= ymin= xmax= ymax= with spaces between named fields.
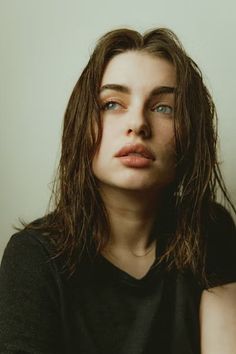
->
xmin=102 ymin=101 xmax=120 ymax=111
xmin=153 ymin=105 xmax=173 ymax=114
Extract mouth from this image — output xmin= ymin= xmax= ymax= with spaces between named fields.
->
xmin=115 ymin=143 xmax=155 ymax=168
xmin=115 ymin=143 xmax=155 ymax=160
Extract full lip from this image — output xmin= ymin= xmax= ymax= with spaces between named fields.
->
xmin=115 ymin=143 xmax=156 ymax=160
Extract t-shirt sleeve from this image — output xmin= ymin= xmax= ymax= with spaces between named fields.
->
xmin=0 ymin=230 xmax=63 ymax=354
xmin=205 ymin=204 xmax=236 ymax=288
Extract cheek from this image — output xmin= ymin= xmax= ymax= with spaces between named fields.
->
xmin=92 ymin=121 xmax=117 ymax=172
xmin=99 ymin=119 xmax=121 ymax=147
xmin=92 ymin=148 xmax=105 ymax=179
xmin=155 ymin=121 xmax=175 ymax=147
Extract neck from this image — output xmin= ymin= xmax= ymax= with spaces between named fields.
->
xmin=98 ymin=184 xmax=165 ymax=253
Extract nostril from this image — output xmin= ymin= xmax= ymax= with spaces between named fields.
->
xmin=127 ymin=127 xmax=151 ymax=138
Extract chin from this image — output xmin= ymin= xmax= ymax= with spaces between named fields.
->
xmin=109 ymin=180 xmax=166 ymax=193
xmin=95 ymin=170 xmax=175 ymax=193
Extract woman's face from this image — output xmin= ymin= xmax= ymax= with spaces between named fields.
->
xmin=92 ymin=50 xmax=176 ymax=194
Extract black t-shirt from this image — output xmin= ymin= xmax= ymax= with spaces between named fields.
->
xmin=0 ymin=205 xmax=236 ymax=354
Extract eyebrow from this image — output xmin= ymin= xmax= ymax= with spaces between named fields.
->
xmin=99 ymin=84 xmax=176 ymax=97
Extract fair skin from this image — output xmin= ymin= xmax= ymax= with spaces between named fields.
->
xmin=92 ymin=50 xmax=236 ymax=352
xmin=92 ymin=50 xmax=176 ymax=278
xmin=200 ymin=283 xmax=236 ymax=354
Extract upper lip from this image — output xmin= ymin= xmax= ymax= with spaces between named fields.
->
xmin=115 ymin=143 xmax=155 ymax=160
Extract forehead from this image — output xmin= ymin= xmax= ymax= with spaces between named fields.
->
xmin=101 ymin=51 xmax=176 ymax=91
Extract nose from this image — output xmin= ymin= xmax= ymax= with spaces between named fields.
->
xmin=126 ymin=107 xmax=151 ymax=139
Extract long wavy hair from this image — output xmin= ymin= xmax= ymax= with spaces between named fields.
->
xmin=24 ymin=27 xmax=235 ymax=284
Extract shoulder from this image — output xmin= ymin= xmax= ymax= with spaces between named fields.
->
xmin=200 ymin=204 xmax=236 ymax=352
xmin=2 ymin=224 xmax=51 ymax=258
xmin=0 ymin=220 xmax=60 ymax=284
xmin=205 ymin=202 xmax=236 ymax=253
xmin=206 ymin=202 xmax=235 ymax=232
xmin=204 ymin=203 xmax=236 ymax=288
xmin=0 ymin=221 xmax=65 ymax=352
xmin=0 ymin=219 xmax=63 ymax=312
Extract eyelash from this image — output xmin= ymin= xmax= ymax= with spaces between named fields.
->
xmin=101 ymin=101 xmax=122 ymax=111
xmin=101 ymin=100 xmax=173 ymax=115
xmin=151 ymin=105 xmax=173 ymax=115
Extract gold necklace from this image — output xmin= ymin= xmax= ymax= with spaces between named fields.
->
xmin=105 ymin=240 xmax=156 ymax=258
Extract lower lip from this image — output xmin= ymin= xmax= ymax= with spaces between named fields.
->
xmin=117 ymin=156 xmax=153 ymax=167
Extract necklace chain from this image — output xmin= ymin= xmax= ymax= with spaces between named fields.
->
xmin=105 ymin=240 xmax=156 ymax=258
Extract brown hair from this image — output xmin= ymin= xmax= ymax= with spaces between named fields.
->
xmin=24 ymin=28 xmax=235 ymax=284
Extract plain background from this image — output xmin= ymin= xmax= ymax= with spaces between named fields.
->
xmin=0 ymin=0 xmax=235 ymax=260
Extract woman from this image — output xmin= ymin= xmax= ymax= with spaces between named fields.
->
xmin=0 ymin=27 xmax=236 ymax=354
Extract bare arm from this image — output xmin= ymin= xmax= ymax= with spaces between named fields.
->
xmin=200 ymin=282 xmax=236 ymax=354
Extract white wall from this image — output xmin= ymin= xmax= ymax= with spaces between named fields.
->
xmin=0 ymin=0 xmax=235 ymax=259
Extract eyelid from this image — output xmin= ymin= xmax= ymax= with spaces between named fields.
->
xmin=152 ymin=103 xmax=173 ymax=108
xmin=100 ymin=98 xmax=126 ymax=109
xmin=151 ymin=103 xmax=173 ymax=114
xmin=100 ymin=101 xmax=119 ymax=112
xmin=102 ymin=97 xmax=124 ymax=104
